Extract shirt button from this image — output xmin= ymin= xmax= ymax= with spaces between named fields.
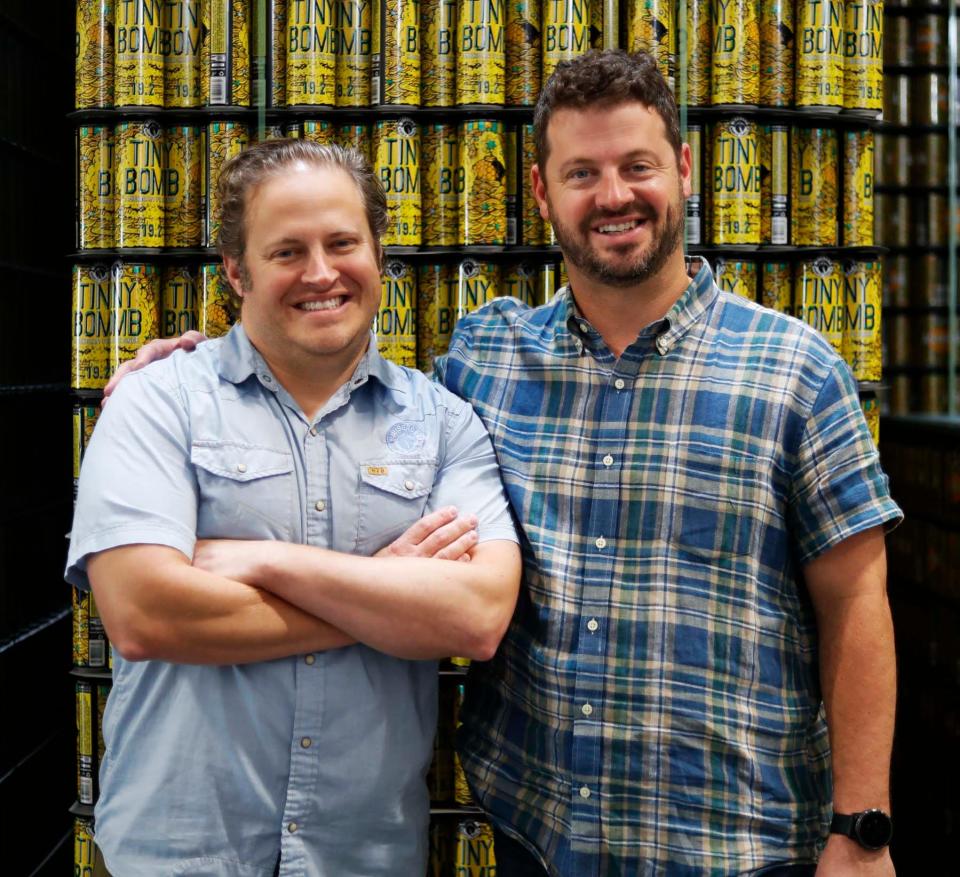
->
xmin=614 ymin=378 xmax=625 ymax=390
xmin=656 ymin=338 xmax=669 ymax=355
xmin=602 ymin=454 xmax=613 ymax=467
xmin=263 ymin=374 xmax=273 ymax=383
xmin=236 ymin=463 xmax=247 ymax=473
xmin=304 ymin=654 xmax=316 ymax=665
xmin=288 ymin=822 xmax=298 ymax=833
xmin=574 ymin=339 xmax=583 ymax=353
xmin=579 ymin=786 xmax=591 ymax=799
xmin=301 ymin=737 xmax=312 ymax=748
xmin=404 ymin=479 xmax=415 ymax=491
xmin=309 ymin=426 xmax=318 ymax=436
xmin=595 ymin=536 xmax=607 ymax=550
xmin=581 ymin=703 xmax=593 ymax=716
xmin=587 ymin=619 xmax=599 ymax=632
xmin=315 ymin=500 xmax=326 ymax=512
xmin=579 ymin=322 xmax=589 ymax=333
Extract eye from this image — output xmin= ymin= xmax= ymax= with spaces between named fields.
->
xmin=629 ymin=162 xmax=650 ymax=175
xmin=271 ymin=247 xmax=296 ymax=260
xmin=567 ymin=168 xmax=593 ymax=182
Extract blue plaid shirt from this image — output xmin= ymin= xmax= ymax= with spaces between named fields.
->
xmin=436 ymin=260 xmax=902 ymax=876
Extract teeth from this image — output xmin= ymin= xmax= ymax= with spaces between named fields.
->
xmin=298 ymin=297 xmax=343 ymax=311
xmin=597 ymin=220 xmax=640 ymax=234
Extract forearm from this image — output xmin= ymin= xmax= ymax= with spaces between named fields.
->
xmin=89 ymin=546 xmax=353 ymax=665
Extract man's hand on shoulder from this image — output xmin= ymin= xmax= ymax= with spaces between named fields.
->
xmin=102 ymin=330 xmax=208 ymax=404
xmin=816 ymin=835 xmax=895 ymax=876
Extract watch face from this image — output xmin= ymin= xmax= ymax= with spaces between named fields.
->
xmin=855 ymin=810 xmax=893 ymax=849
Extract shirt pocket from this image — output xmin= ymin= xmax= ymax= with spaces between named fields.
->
xmin=355 ymin=458 xmax=439 ymax=555
xmin=192 ymin=441 xmax=295 ymax=540
xmin=661 ymin=450 xmax=763 ymax=559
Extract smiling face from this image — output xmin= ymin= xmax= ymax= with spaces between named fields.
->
xmin=532 ymin=101 xmax=691 ymax=290
xmin=223 ymin=162 xmax=382 ymax=380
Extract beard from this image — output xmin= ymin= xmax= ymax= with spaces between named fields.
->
xmin=548 ymin=189 xmax=686 ymax=289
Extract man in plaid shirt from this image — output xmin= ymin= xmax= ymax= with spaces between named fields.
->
xmin=435 ymin=52 xmax=901 ymax=876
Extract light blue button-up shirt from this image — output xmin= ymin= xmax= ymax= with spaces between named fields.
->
xmin=66 ymin=325 xmax=517 ymax=877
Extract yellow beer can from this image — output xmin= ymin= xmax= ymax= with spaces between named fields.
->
xmin=252 ymin=124 xmax=285 ymax=143
xmin=422 ymin=0 xmax=458 ymax=107
xmin=336 ymin=123 xmax=371 ymax=161
xmin=116 ymin=120 xmax=164 ymax=249
xmin=590 ymin=0 xmax=603 ymax=49
xmin=542 ymin=0 xmax=590 ymax=82
xmin=457 ymin=259 xmax=500 ymax=317
xmin=842 ymin=260 xmax=882 ymax=382
xmin=505 ymin=0 xmax=541 ymax=106
xmin=796 ymin=0 xmax=844 ymax=110
xmin=284 ymin=120 xmax=302 ymax=138
xmin=76 ymin=680 xmax=96 ymax=804
xmin=72 ymin=264 xmax=112 ymax=391
xmin=374 ymin=118 xmax=422 ymax=247
xmin=76 ymin=126 xmax=115 ymax=251
xmin=457 ymin=0 xmax=506 ymax=105
xmin=336 ymin=0 xmax=373 ymax=106
xmin=198 ymin=264 xmax=237 ymax=337
xmin=88 ymin=592 xmax=108 ymax=668
xmin=842 ymin=129 xmax=874 ymax=246
xmin=761 ymin=262 xmax=793 ymax=315
xmin=681 ymin=0 xmax=711 ymax=107
xmin=796 ymin=257 xmax=844 ymax=354
xmin=97 ymin=683 xmax=110 ymax=761
xmin=72 ymin=584 xmax=90 ymax=664
xmin=373 ymin=0 xmax=421 ymax=105
xmin=115 ymin=0 xmax=164 ymax=106
xmin=163 ymin=0 xmax=202 ymax=107
xmin=164 ymin=125 xmax=203 ymax=248
xmin=519 ymin=123 xmax=544 ymax=245
xmin=711 ymin=0 xmax=760 ymax=107
xmin=421 ymin=124 xmax=460 ymax=247
xmin=162 ymin=265 xmax=199 ymax=337
xmin=75 ymin=817 xmax=96 ymax=875
xmin=285 ymin=0 xmax=336 ymax=106
xmin=455 ymin=820 xmax=497 ymax=874
xmin=710 ymin=117 xmax=761 ymax=246
xmin=540 ymin=262 xmax=560 ymax=298
xmin=715 ymin=259 xmax=757 ymax=301
xmin=759 ymin=0 xmax=794 ymax=108
xmin=417 ymin=263 xmax=459 ymax=370
xmin=791 ymin=127 xmax=838 ymax=247
xmin=459 ymin=120 xmax=508 ymax=247
xmin=559 ymin=259 xmax=569 ymax=290
xmin=686 ymin=123 xmax=703 ymax=246
xmin=377 ymin=260 xmax=418 ymax=367
xmin=861 ymin=393 xmax=880 ymax=446
xmin=506 ymin=125 xmax=519 ymax=245
xmin=200 ymin=0 xmax=250 ymax=106
xmin=503 ymin=262 xmax=545 ymax=307
xmin=76 ymin=0 xmax=114 ymax=109
xmin=302 ymin=119 xmax=336 ymax=144
xmin=253 ymin=0 xmax=287 ymax=107
xmin=110 ymin=262 xmax=161 ymax=376
xmin=627 ymin=0 xmax=675 ymax=92
xmin=759 ymin=124 xmax=789 ymax=245
xmin=205 ymin=120 xmax=248 ymax=246
xmin=843 ymin=0 xmax=883 ymax=114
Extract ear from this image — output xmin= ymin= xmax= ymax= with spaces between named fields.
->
xmin=679 ymin=142 xmax=692 ymax=200
xmin=531 ymin=163 xmax=550 ymax=222
xmin=222 ymin=255 xmax=246 ymax=298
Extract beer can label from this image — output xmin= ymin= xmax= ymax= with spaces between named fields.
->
xmin=759 ymin=125 xmax=789 ymax=244
xmin=72 ymin=585 xmax=90 ymax=665
xmin=253 ymin=0 xmax=287 ymax=107
xmin=686 ymin=124 xmax=702 ymax=246
xmin=115 ymin=0 xmax=164 ymax=106
xmin=74 ymin=818 xmax=96 ymax=874
xmin=457 ymin=0 xmax=506 ymax=105
xmin=377 ymin=260 xmax=418 ymax=367
xmin=374 ymin=118 xmax=421 ymax=246
xmin=422 ymin=0 xmax=458 ymax=107
xmin=542 ymin=0 xmax=590 ymax=82
xmin=843 ymin=129 xmax=874 ymax=246
xmin=421 ymin=124 xmax=460 ymax=247
xmin=503 ymin=262 xmax=543 ymax=307
xmin=72 ymin=264 xmax=112 ymax=391
xmin=110 ymin=262 xmax=161 ymax=374
xmin=202 ymin=0 xmax=251 ymax=106
xmin=861 ymin=394 xmax=879 ymax=446
xmin=205 ymin=121 xmax=249 ymax=246
xmin=843 ymin=0 xmax=883 ymax=112
xmin=162 ymin=265 xmax=199 ymax=337
xmin=116 ymin=120 xmax=165 ymax=248
xmin=505 ymin=0 xmax=541 ymax=106
xmin=76 ymin=681 xmax=95 ymax=804
xmin=76 ymin=0 xmax=114 ymax=109
xmin=302 ymin=119 xmax=336 ymax=144
xmin=761 ymin=262 xmax=792 ymax=314
xmin=760 ymin=0 xmax=795 ymax=107
xmin=252 ymin=124 xmax=286 ymax=143
xmin=455 ymin=820 xmax=496 ymax=874
xmin=715 ymin=259 xmax=757 ymax=301
xmin=842 ymin=260 xmax=881 ymax=381
xmin=797 ymin=257 xmax=843 ymax=354
xmin=285 ymin=120 xmax=303 ymax=138
xmin=199 ymin=263 xmax=237 ymax=338
xmin=76 ymin=126 xmax=115 ymax=250
xmin=418 ymin=263 xmax=459 ymax=370
xmin=165 ymin=125 xmax=203 ymax=247
xmin=627 ymin=0 xmax=675 ymax=92
xmin=459 ymin=120 xmax=507 ymax=246
xmin=682 ymin=0 xmax=711 ymax=106
xmin=520 ymin=124 xmax=544 ymax=245
xmin=796 ymin=0 xmax=844 ymax=108
xmin=457 ymin=259 xmax=500 ymax=318
xmin=711 ymin=0 xmax=760 ymax=106
xmin=710 ymin=117 xmax=761 ymax=245
xmin=286 ymin=0 xmax=336 ymax=105
xmin=374 ymin=0 xmax=421 ymax=105
xmin=336 ymin=0 xmax=374 ymax=106
xmin=336 ymin=123 xmax=371 ymax=161
xmin=97 ymin=684 xmax=110 ymax=761
xmin=163 ymin=0 xmax=202 ymax=106
xmin=88 ymin=592 xmax=108 ymax=668
xmin=792 ymin=127 xmax=838 ymax=246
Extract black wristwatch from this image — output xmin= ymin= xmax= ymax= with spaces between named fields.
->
xmin=830 ymin=809 xmax=893 ymax=850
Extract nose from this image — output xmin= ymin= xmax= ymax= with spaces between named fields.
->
xmin=301 ymin=246 xmax=338 ymax=287
xmin=596 ymin=169 xmax=633 ymax=212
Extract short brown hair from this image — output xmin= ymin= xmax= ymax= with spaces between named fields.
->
xmin=216 ymin=139 xmax=388 ymax=302
xmin=533 ymin=49 xmax=682 ymax=171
